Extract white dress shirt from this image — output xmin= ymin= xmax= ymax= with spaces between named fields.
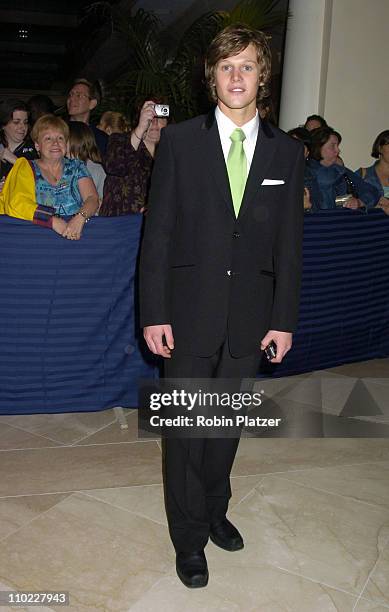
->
xmin=215 ymin=106 xmax=259 ymax=172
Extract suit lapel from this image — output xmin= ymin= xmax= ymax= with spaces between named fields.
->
xmin=199 ymin=113 xmax=279 ymax=221
xmin=201 ymin=112 xmax=235 ymax=219
xmin=238 ymin=119 xmax=278 ymax=220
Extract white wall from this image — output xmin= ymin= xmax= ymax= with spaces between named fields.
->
xmin=323 ymin=0 xmax=389 ymax=169
xmin=280 ymin=0 xmax=389 ymax=170
xmin=279 ymin=0 xmax=331 ymax=131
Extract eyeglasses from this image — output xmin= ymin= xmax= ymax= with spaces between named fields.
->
xmin=68 ymin=91 xmax=91 ymax=101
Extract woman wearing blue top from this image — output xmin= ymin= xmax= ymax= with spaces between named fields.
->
xmin=307 ymin=127 xmax=380 ymax=210
xmin=356 ymin=130 xmax=389 ymax=216
xmin=30 ymin=114 xmax=99 ymax=239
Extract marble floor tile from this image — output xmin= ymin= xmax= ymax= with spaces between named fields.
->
xmin=253 ymin=374 xmax=311 ymax=398
xmin=82 ymin=485 xmax=167 ymax=526
xmin=1 ymin=441 xmax=162 ymax=497
xmin=353 ymin=417 xmax=389 ymax=426
xmin=271 ymin=372 xmax=389 ymax=419
xmin=0 ymin=422 xmax=60 ymax=451
xmin=270 ymin=375 xmax=324 ymax=408
xmin=73 ymin=411 xmax=158 ymax=446
xmin=232 ymin=438 xmax=389 ymax=476
xmin=274 ymin=462 xmax=389 ymax=509
xmin=319 ymin=373 xmax=360 ymax=416
xmin=0 ymin=579 xmax=54 ymax=611
xmin=360 ymin=537 xmax=389 ymax=608
xmin=130 ymin=565 xmax=359 ymax=611
xmin=229 ymin=475 xmax=265 ymax=509
xmin=328 ymin=359 xmax=389 ymax=378
xmin=0 ymin=493 xmax=70 ymax=541
xmin=0 ymin=493 xmax=173 ymax=611
xmin=0 ymin=410 xmax=119 ymax=446
xmin=228 ymin=475 xmax=389 ymax=595
xmin=354 ymin=601 xmax=389 ymax=611
xmin=81 ymin=475 xmax=264 ymax=529
xmin=361 ymin=380 xmax=389 ymax=411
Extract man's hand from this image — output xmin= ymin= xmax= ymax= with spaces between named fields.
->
xmin=261 ymin=330 xmax=293 ymax=364
xmin=144 ymin=324 xmax=174 ymax=358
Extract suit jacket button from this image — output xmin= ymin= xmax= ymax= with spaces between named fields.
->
xmin=233 ymin=232 xmax=240 ymax=238
xmin=227 ymin=270 xmax=231 ymax=276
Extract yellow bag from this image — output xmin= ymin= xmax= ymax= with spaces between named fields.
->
xmin=0 ymin=157 xmax=37 ymax=221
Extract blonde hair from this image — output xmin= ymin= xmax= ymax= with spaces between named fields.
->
xmin=205 ymin=24 xmax=272 ymax=104
xmin=68 ymin=121 xmax=102 ymax=163
xmin=31 ymin=114 xmax=69 ymax=143
xmin=98 ymin=111 xmax=130 ymax=134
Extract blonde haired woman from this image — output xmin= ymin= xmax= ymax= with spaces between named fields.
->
xmin=0 ymin=114 xmax=99 ymax=239
xmin=97 ymin=111 xmax=130 ymax=136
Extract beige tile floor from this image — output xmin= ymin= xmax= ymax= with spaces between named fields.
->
xmin=0 ymin=359 xmax=388 ymax=611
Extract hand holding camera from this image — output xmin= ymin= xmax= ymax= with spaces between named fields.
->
xmin=135 ymin=100 xmax=157 ymax=139
xmin=135 ymin=101 xmax=170 ymax=141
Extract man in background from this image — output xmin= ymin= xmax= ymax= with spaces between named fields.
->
xmin=67 ymin=78 xmax=107 ymax=158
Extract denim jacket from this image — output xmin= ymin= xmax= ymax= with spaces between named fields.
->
xmin=306 ymin=159 xmax=380 ymax=209
xmin=355 ymin=163 xmax=384 ymax=197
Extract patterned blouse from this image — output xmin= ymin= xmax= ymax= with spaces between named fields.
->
xmin=99 ymin=133 xmax=154 ymax=216
xmin=31 ymin=158 xmax=90 ymax=217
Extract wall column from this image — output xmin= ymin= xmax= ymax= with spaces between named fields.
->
xmin=279 ymin=0 xmax=333 ymax=131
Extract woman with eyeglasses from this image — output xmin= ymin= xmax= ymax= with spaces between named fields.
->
xmin=66 ymin=79 xmax=108 ymax=159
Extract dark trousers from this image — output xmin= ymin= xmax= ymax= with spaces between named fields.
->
xmin=163 ymin=340 xmax=260 ymax=552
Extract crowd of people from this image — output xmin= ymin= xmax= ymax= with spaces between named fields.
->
xmin=288 ymin=114 xmax=389 ymax=214
xmin=0 ymin=80 xmax=168 ymax=237
xmin=1 ymin=87 xmax=388 ymax=233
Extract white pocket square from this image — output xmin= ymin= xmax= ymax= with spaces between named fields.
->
xmin=261 ymin=179 xmax=285 ymax=185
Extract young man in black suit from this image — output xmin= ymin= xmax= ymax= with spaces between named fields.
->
xmin=140 ymin=24 xmax=304 ymax=588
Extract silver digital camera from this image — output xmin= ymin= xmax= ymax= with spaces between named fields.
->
xmin=154 ymin=104 xmax=169 ymax=118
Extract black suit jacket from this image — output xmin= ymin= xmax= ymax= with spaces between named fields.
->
xmin=140 ymin=111 xmax=304 ymax=357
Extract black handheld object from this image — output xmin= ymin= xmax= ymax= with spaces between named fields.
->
xmin=264 ymin=340 xmax=277 ymax=361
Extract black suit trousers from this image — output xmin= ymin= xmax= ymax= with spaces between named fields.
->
xmin=162 ymin=340 xmax=260 ymax=552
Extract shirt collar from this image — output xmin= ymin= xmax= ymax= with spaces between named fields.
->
xmin=215 ymin=106 xmax=259 ymax=144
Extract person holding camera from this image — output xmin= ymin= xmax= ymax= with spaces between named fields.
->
xmin=99 ymin=99 xmax=167 ymax=216
xmin=140 ymin=25 xmax=304 ymax=588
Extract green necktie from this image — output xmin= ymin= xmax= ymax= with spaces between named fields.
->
xmin=227 ymin=128 xmax=247 ymax=217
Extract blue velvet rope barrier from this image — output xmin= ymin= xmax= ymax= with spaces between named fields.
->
xmin=1 ymin=209 xmax=389 ymax=414
xmin=0 ymin=215 xmax=157 ymax=415
xmin=265 ymin=208 xmax=389 ymax=377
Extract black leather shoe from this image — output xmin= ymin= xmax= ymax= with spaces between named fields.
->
xmin=210 ymin=518 xmax=244 ymax=551
xmin=176 ymin=550 xmax=209 ymax=588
